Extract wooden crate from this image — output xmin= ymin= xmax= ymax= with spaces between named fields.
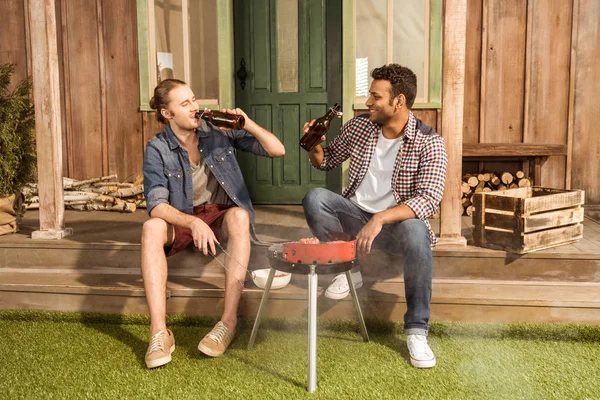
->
xmin=472 ymin=187 xmax=585 ymax=253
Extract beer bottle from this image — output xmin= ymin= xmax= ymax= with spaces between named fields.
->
xmin=299 ymin=103 xmax=342 ymax=152
xmin=196 ymin=108 xmax=245 ymax=130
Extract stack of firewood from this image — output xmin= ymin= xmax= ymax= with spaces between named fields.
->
xmin=23 ymin=174 xmax=146 ymax=213
xmin=461 ymin=171 xmax=532 ymax=216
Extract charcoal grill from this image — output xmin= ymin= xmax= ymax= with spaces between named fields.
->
xmin=247 ymin=234 xmax=369 ymax=393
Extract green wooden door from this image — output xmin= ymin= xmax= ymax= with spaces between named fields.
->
xmin=234 ymin=0 xmax=342 ymax=204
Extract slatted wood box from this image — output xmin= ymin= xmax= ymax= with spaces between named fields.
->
xmin=472 ymin=187 xmax=585 ymax=253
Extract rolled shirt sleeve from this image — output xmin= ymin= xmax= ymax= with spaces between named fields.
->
xmin=401 ymin=135 xmax=448 ymax=220
xmin=318 ymin=119 xmax=354 ymax=171
xmin=143 ymin=143 xmax=170 ymax=215
xmin=228 ymin=129 xmax=270 ymax=157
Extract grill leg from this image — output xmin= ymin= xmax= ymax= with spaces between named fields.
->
xmin=346 ymin=270 xmax=369 ymax=342
xmin=307 ymin=264 xmax=318 ymax=393
xmin=247 ymin=268 xmax=276 ymax=350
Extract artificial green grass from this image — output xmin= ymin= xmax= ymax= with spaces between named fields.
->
xmin=1 ymin=311 xmax=599 ymax=400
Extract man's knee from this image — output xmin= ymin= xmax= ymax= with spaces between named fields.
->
xmin=224 ymin=207 xmax=250 ymax=232
xmin=142 ymin=218 xmax=169 ymax=244
xmin=302 ymin=187 xmax=332 ymax=210
xmin=397 ymin=219 xmax=430 ymax=249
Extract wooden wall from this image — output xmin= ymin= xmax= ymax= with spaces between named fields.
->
xmin=2 ymin=0 xmax=599 ymax=204
xmin=462 ymin=0 xmax=600 ymax=205
xmin=1 ymin=0 xmax=30 ymax=91
xmin=2 ymin=0 xmax=163 ymax=183
xmin=570 ymin=0 xmax=600 ymax=205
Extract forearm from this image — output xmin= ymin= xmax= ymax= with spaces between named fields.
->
xmin=356 ymin=204 xmax=416 ymax=255
xmin=308 ymin=145 xmax=324 ymax=168
xmin=244 ymin=120 xmax=285 ymax=157
xmin=149 ymin=203 xmax=198 ymax=229
xmin=372 ymin=204 xmax=417 ymax=225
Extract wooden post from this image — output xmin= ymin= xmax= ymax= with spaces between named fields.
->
xmin=438 ymin=0 xmax=467 ymax=247
xmin=29 ymin=0 xmax=72 ymax=239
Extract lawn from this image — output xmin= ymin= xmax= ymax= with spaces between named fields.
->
xmin=1 ymin=311 xmax=598 ymax=399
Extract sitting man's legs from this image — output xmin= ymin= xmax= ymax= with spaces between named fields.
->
xmin=141 ymin=217 xmax=176 ymax=369
xmin=303 ymin=188 xmax=370 ymax=299
xmin=377 ymin=219 xmax=432 ymax=334
xmin=303 ymin=188 xmax=436 ymax=368
xmin=197 ymin=206 xmax=250 ymax=357
xmin=141 ymin=205 xmax=249 ymax=367
xmin=377 ymin=218 xmax=435 ymax=368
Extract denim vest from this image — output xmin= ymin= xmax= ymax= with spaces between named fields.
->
xmin=143 ymin=122 xmax=269 ymax=240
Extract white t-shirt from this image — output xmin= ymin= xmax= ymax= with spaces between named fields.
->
xmin=349 ymin=132 xmax=402 ymax=213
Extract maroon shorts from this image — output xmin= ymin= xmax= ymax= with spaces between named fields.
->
xmin=164 ymin=204 xmax=234 ymax=257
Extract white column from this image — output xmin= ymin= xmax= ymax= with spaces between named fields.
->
xmin=29 ymin=0 xmax=72 ymax=239
xmin=438 ymin=0 xmax=467 ymax=246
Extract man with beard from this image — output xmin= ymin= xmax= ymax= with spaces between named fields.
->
xmin=301 ymin=64 xmax=447 ymax=368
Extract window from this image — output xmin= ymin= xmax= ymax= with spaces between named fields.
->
xmin=136 ymin=0 xmax=233 ymax=111
xmin=353 ymin=0 xmax=442 ymax=109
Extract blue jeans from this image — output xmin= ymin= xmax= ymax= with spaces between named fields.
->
xmin=302 ymin=188 xmax=432 ymax=336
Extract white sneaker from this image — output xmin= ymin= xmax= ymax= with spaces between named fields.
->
xmin=324 ymin=271 xmax=363 ymax=300
xmin=407 ymin=334 xmax=436 ymax=368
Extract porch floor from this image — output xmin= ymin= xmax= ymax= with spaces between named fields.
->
xmin=1 ymin=206 xmax=599 ymax=324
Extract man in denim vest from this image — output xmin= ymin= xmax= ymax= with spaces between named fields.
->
xmin=142 ymin=79 xmax=285 ymax=368
xmin=302 ymin=64 xmax=447 ymax=368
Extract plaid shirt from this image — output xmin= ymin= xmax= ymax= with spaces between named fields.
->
xmin=317 ymin=112 xmax=448 ymax=247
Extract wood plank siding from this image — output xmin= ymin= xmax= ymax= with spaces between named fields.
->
xmin=570 ymin=0 xmax=600 ymax=204
xmin=462 ymin=0 xmax=598 ymax=203
xmin=102 ymin=0 xmax=145 ymax=182
xmin=0 ymin=0 xmax=30 ymax=90
xmin=4 ymin=0 xmax=160 ymax=183
xmin=2 ymin=0 xmax=599 ymax=204
xmin=523 ymin=0 xmax=572 ymax=189
xmin=63 ymin=0 xmax=104 ymax=179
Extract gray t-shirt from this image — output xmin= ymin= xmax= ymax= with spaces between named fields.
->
xmin=190 ymin=158 xmax=232 ymax=206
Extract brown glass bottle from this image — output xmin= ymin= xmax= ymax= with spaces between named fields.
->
xmin=196 ymin=108 xmax=245 ymax=130
xmin=299 ymin=103 xmax=342 ymax=152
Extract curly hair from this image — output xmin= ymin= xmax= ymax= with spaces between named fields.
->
xmin=149 ymin=78 xmax=187 ymax=125
xmin=371 ymin=64 xmax=417 ymax=109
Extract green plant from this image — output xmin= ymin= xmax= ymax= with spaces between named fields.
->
xmin=0 ymin=64 xmax=36 ymax=197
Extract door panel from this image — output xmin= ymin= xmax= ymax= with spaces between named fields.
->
xmin=305 ymin=0 xmax=326 ymax=90
xmin=280 ymin=105 xmax=301 ymax=184
xmin=234 ymin=0 xmax=342 ymax=204
xmin=251 ymin=105 xmax=273 ymax=184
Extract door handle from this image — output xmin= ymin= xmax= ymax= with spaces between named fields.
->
xmin=237 ymin=58 xmax=248 ymax=90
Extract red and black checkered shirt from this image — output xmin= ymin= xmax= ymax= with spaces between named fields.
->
xmin=317 ymin=112 xmax=448 ymax=247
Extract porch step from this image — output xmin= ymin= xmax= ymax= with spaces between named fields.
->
xmin=0 ymin=241 xmax=273 ymax=272
xmin=2 ymin=209 xmax=599 ymax=282
xmin=2 ymin=268 xmax=600 ymax=324
xmin=2 ymin=243 xmax=600 ymax=282
xmin=2 ymin=208 xmax=600 ymax=324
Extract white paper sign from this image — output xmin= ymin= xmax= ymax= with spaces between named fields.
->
xmin=157 ymin=52 xmax=173 ymax=71
xmin=356 ymin=57 xmax=369 ymax=97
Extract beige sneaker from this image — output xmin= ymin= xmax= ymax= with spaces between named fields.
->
xmin=145 ymin=329 xmax=175 ymax=368
xmin=197 ymin=321 xmax=235 ymax=357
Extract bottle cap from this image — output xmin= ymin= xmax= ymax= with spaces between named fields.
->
xmin=329 ymin=104 xmax=343 ymax=118
xmin=196 ymin=108 xmax=211 ymax=119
